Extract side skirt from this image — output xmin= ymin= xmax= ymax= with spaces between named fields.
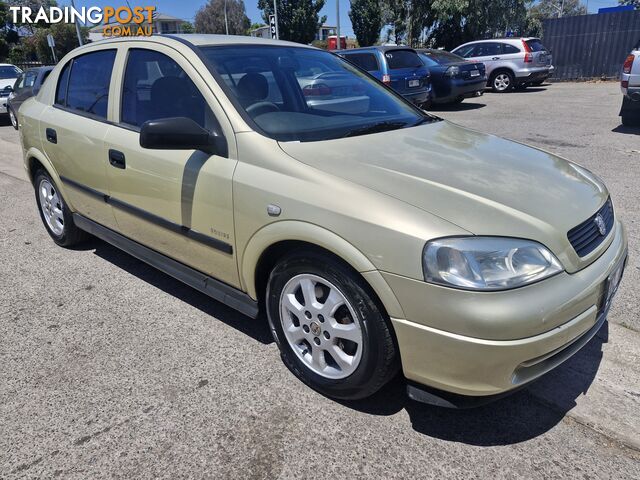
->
xmin=73 ymin=213 xmax=259 ymax=318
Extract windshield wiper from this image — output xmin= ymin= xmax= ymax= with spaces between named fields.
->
xmin=342 ymin=121 xmax=408 ymax=138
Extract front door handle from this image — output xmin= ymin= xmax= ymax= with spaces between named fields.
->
xmin=108 ymin=149 xmax=126 ymax=169
xmin=46 ymin=128 xmax=57 ymax=144
xmin=492 ymin=57 xmax=501 ymax=60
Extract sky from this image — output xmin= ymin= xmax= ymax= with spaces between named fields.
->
xmin=69 ymin=0 xmax=622 ymax=38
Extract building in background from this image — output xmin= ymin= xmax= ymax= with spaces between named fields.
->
xmin=250 ymin=24 xmax=339 ymax=43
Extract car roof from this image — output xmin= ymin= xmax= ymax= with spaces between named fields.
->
xmin=456 ymin=37 xmax=538 ymax=47
xmin=337 ymin=45 xmax=416 ymax=54
xmin=91 ymin=33 xmax=315 ymax=50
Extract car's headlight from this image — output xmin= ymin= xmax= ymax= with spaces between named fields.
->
xmin=423 ymin=237 xmax=563 ymax=291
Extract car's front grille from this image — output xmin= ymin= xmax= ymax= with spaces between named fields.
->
xmin=567 ymin=198 xmax=614 ymax=257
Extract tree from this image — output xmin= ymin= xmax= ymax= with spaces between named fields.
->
xmin=349 ymin=0 xmax=382 ymax=47
xmin=258 ymin=0 xmax=326 ymax=44
xmin=409 ymin=0 xmax=529 ymax=50
xmin=181 ymin=21 xmax=195 ymax=33
xmin=619 ymin=0 xmax=640 ymax=8
xmin=526 ymin=0 xmax=587 ymax=37
xmin=194 ymin=0 xmax=250 ymax=35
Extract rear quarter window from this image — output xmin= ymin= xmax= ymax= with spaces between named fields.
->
xmin=384 ymin=50 xmax=423 ymax=69
xmin=343 ymin=53 xmax=379 ymax=72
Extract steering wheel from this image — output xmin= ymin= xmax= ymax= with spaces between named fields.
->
xmin=246 ymin=101 xmax=280 ymax=117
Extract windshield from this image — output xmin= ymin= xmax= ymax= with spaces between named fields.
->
xmin=201 ymin=45 xmax=432 ymax=142
xmin=419 ymin=50 xmax=465 ymax=65
xmin=525 ymin=39 xmax=547 ymax=52
xmin=0 ymin=66 xmax=21 ymax=79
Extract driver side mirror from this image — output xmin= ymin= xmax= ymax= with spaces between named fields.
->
xmin=139 ymin=117 xmax=225 ymax=155
xmin=3 ymin=86 xmax=13 ymax=93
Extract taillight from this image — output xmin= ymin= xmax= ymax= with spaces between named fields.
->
xmin=522 ymin=40 xmax=533 ymax=63
xmin=382 ymin=74 xmax=391 ymax=85
xmin=623 ymin=54 xmax=635 ymax=74
xmin=303 ymin=84 xmax=331 ymax=97
xmin=622 ymin=80 xmax=629 ymax=89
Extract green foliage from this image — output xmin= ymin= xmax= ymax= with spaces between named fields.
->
xmin=258 ymin=0 xmax=327 ymax=44
xmin=619 ymin=0 xmax=640 ymax=8
xmin=349 ymin=0 xmax=382 ymax=47
xmin=526 ymin=0 xmax=587 ymax=37
xmin=194 ymin=0 xmax=250 ymax=35
xmin=181 ymin=21 xmax=195 ymax=34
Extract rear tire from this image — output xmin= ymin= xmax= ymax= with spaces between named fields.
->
xmin=34 ymin=169 xmax=89 ymax=247
xmin=8 ymin=107 xmax=18 ymax=130
xmin=490 ymin=71 xmax=514 ymax=93
xmin=266 ymin=251 xmax=399 ymax=400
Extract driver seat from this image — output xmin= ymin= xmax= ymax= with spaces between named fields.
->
xmin=237 ymin=72 xmax=269 ymax=108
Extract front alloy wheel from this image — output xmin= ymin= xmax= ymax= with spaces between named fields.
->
xmin=267 ymin=251 xmax=399 ymax=400
xmin=280 ymin=274 xmax=363 ymax=379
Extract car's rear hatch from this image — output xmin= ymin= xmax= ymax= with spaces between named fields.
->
xmin=383 ymin=49 xmax=431 ymax=94
xmin=525 ymin=38 xmax=552 ymax=67
xmin=455 ymin=61 xmax=486 ymax=81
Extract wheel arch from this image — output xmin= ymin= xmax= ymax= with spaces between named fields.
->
xmin=241 ymin=221 xmax=405 ymax=319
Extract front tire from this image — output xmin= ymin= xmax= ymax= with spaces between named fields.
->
xmin=490 ymin=71 xmax=514 ymax=93
xmin=34 ymin=169 xmax=89 ymax=247
xmin=8 ymin=107 xmax=18 ymax=130
xmin=266 ymin=251 xmax=399 ymax=400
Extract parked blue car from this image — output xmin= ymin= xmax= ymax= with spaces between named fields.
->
xmin=417 ymin=49 xmax=487 ymax=105
xmin=337 ymin=46 xmax=432 ymax=108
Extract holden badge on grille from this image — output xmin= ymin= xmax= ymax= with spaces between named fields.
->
xmin=594 ymin=214 xmax=607 ymax=236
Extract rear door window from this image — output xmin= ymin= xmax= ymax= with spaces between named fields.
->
xmin=59 ymin=50 xmax=116 ymax=119
xmin=343 ymin=53 xmax=380 ymax=72
xmin=503 ymin=44 xmax=521 ymax=54
xmin=384 ymin=50 xmax=423 ymax=69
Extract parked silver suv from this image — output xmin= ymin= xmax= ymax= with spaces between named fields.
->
xmin=620 ymin=41 xmax=640 ymax=126
xmin=452 ymin=38 xmax=553 ymax=92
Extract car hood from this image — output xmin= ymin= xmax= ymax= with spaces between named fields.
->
xmin=278 ymin=121 xmax=610 ymax=272
xmin=0 ymin=78 xmax=16 ymax=90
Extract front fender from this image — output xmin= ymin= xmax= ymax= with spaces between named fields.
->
xmin=240 ymin=220 xmax=405 ymax=318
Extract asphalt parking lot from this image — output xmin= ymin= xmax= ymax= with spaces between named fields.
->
xmin=1 ymin=82 xmax=639 ymax=479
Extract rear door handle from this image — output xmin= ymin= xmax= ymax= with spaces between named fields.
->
xmin=492 ymin=57 xmax=501 ymax=60
xmin=45 ymin=128 xmax=57 ymax=144
xmin=108 ymin=149 xmax=126 ymax=169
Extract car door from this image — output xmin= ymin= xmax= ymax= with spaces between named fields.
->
xmin=460 ymin=43 xmax=503 ymax=78
xmin=104 ymin=44 xmax=240 ymax=287
xmin=39 ymin=48 xmax=120 ymax=230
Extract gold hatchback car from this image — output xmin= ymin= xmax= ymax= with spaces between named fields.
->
xmin=18 ymin=35 xmax=627 ymax=406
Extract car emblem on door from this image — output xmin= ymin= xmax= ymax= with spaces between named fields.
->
xmin=594 ymin=214 xmax=607 ymax=236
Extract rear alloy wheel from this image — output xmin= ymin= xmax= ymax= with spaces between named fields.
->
xmin=491 ymin=71 xmax=514 ymax=93
xmin=8 ymin=108 xmax=18 ymax=130
xmin=34 ymin=169 xmax=89 ymax=247
xmin=267 ymin=251 xmax=399 ymax=400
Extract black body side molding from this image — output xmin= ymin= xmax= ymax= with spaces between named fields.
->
xmin=73 ymin=214 xmax=259 ymax=318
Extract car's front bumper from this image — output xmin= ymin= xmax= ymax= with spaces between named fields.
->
xmin=385 ymin=221 xmax=628 ymax=397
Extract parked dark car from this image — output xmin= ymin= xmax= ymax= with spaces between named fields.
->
xmin=417 ymin=49 xmax=486 ymax=105
xmin=336 ymin=46 xmax=432 ymax=108
xmin=7 ymin=66 xmax=53 ymax=129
